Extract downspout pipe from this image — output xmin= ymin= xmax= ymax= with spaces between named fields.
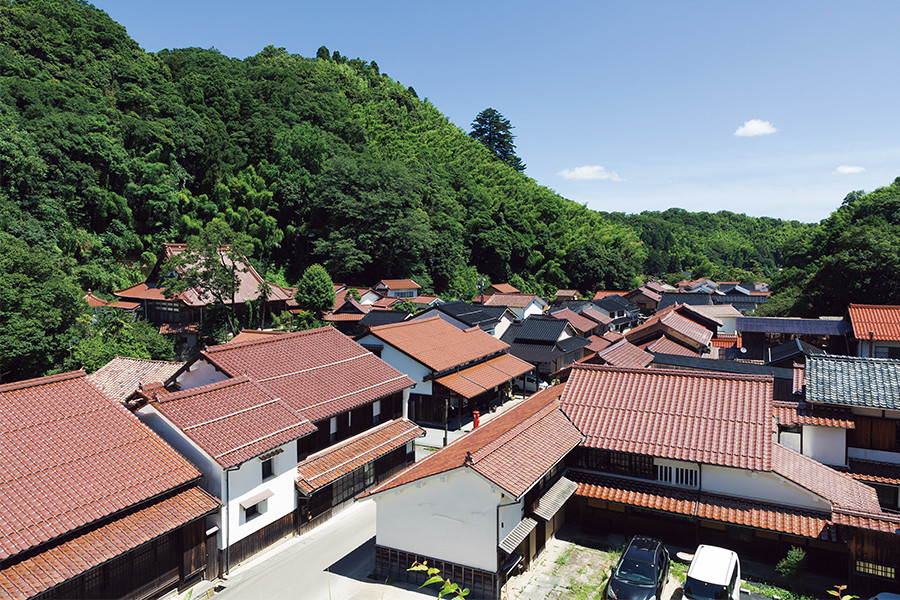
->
xmin=223 ymin=464 xmax=240 ymax=578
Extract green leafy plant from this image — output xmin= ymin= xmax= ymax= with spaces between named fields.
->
xmin=827 ymin=584 xmax=858 ymax=600
xmin=408 ymin=561 xmax=469 ymax=599
xmin=775 ymin=546 xmax=806 ymax=588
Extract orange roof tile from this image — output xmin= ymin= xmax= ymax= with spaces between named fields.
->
xmin=368 ymin=315 xmax=509 ymax=373
xmin=229 ymin=329 xmax=288 ymax=344
xmin=296 ymin=419 xmax=423 ymax=494
xmin=199 ymin=327 xmax=414 ymax=423
xmin=83 ymin=291 xmax=108 ymax=307
xmin=570 ymin=470 xmax=837 ymax=540
xmin=581 ymin=307 xmax=613 ymax=326
xmin=772 ymin=400 xmax=855 ymax=429
xmin=148 ymin=376 xmax=317 ymax=468
xmin=435 ymin=353 xmax=534 ymax=399
xmin=561 ymin=364 xmax=773 ymax=471
xmin=710 ymin=334 xmax=741 ymax=348
xmin=595 ymin=340 xmax=654 ymax=368
xmin=848 ymin=304 xmax=900 ymax=341
xmin=483 ymin=294 xmax=544 ymax=309
xmin=639 ymin=336 xmax=699 ymax=356
xmin=593 ymin=290 xmax=629 ymax=300
xmin=626 ymin=309 xmax=713 ymax=349
xmin=489 ymin=283 xmax=520 ymax=294
xmin=377 ymin=279 xmax=421 ymax=290
xmin=368 ymin=385 xmax=583 ymax=499
xmin=551 ymin=309 xmax=597 ymax=335
xmin=0 ymin=371 xmax=201 ymax=561
xmin=0 ymin=487 xmax=219 ymax=600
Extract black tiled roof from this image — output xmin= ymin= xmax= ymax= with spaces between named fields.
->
xmin=806 ymin=355 xmax=900 ymax=410
xmin=593 ymin=295 xmax=638 ymax=314
xmin=359 ymin=311 xmax=409 ymax=326
xmin=436 ymin=301 xmax=503 ymax=328
xmin=657 ymin=292 xmax=714 ymax=311
xmin=506 ymin=316 xmax=569 ymax=343
xmin=650 ymin=353 xmax=793 ymax=380
xmin=766 ymin=339 xmax=825 ymax=365
xmin=737 ymin=317 xmax=852 ymax=336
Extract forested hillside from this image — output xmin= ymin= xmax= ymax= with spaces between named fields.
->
xmin=1 ymin=0 xmax=897 ymax=381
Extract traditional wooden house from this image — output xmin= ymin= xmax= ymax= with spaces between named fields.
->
xmin=358 ymin=316 xmax=534 ymax=430
xmin=848 ymin=304 xmax=900 ymax=359
xmin=0 ymin=371 xmax=219 ymax=600
xmin=416 ymin=300 xmax=517 ymax=339
xmin=114 ymin=243 xmax=294 ymax=347
xmin=368 ymin=386 xmax=583 ymax=600
xmin=500 ymin=316 xmax=591 ymax=379
xmin=129 ymin=326 xmax=418 ymax=571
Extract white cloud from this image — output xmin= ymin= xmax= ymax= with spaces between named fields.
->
xmin=833 ymin=164 xmax=865 ymax=175
xmin=734 ymin=119 xmax=777 ymax=137
xmin=557 ymin=165 xmax=623 ymax=181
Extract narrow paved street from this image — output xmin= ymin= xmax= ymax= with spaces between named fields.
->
xmin=213 ymin=499 xmax=432 ymax=600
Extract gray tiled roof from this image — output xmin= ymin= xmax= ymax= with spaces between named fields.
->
xmin=806 ymin=355 xmax=900 ymax=410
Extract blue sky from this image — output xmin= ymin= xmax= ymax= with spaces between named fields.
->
xmin=95 ymin=1 xmax=900 ymax=223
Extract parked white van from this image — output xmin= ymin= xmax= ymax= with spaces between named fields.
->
xmin=683 ymin=544 xmax=741 ymax=600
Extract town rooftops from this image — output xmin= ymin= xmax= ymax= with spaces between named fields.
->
xmin=690 ymin=304 xmax=743 ymax=321
xmin=144 ymin=375 xmax=317 ymax=468
xmin=366 ymin=385 xmax=583 ymax=499
xmin=847 ymin=303 xmax=900 ymax=341
xmin=190 ymin=326 xmax=414 ymax=422
xmin=560 ymin=364 xmax=773 ymax=471
xmin=766 ymin=338 xmax=825 ymax=365
xmin=625 ymin=308 xmax=713 ymax=349
xmin=806 ymin=354 xmax=900 ymax=410
xmin=504 ymin=316 xmax=571 ymax=344
xmin=0 ymin=371 xmax=204 ymax=561
xmin=228 ymin=329 xmax=288 ymax=344
xmin=581 ymin=306 xmax=614 ymax=326
xmin=488 ymin=283 xmax=520 ymax=295
xmin=368 ymin=315 xmax=509 ymax=373
xmin=88 ymin=356 xmax=184 ymax=403
xmin=435 ymin=300 xmax=508 ymax=329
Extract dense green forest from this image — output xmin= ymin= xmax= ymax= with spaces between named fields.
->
xmin=1 ymin=0 xmax=898 ymax=381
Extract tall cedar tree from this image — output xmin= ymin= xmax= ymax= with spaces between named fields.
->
xmin=469 ymin=108 xmax=526 ymax=172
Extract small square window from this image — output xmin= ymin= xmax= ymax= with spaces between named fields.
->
xmin=244 ymin=503 xmax=261 ymax=520
xmin=262 ymin=458 xmax=274 ymax=480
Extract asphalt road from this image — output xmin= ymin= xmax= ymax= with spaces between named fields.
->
xmin=213 ymin=499 xmax=433 ymax=600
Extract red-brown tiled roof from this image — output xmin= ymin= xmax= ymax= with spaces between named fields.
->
xmin=197 ymin=327 xmax=414 ymax=423
xmin=595 ymin=340 xmax=654 ymax=368
xmin=0 ymin=371 xmax=201 ymax=561
xmin=561 ymin=364 xmax=773 ymax=471
xmin=585 ymin=335 xmax=613 ymax=353
xmin=368 ymin=315 xmax=509 ymax=373
xmin=148 ymin=376 xmax=317 ymax=468
xmin=0 ymin=487 xmax=219 ymax=600
xmin=846 ymin=458 xmax=900 ymax=486
xmin=793 ymin=363 xmax=805 ymax=394
xmin=88 ymin=356 xmax=184 ymax=403
xmin=158 ymin=322 xmax=199 ymax=335
xmin=771 ymin=443 xmax=882 ymax=513
xmin=593 ymin=290 xmax=629 ymax=300
xmin=483 ymin=294 xmax=543 ymax=309
xmin=368 ymin=385 xmax=583 ymax=499
xmin=435 ymin=353 xmax=534 ymax=399
xmin=554 ymin=289 xmax=580 ymax=298
xmin=602 ymin=330 xmax=624 ymax=343
xmin=83 ymin=291 xmax=108 ymax=307
xmin=710 ymin=334 xmax=741 ymax=349
xmin=489 ymin=283 xmax=520 ymax=295
xmin=847 ymin=304 xmax=900 ymax=341
xmin=372 ymin=296 xmax=402 ymax=309
xmin=831 ymin=508 xmax=900 ymax=534
xmin=377 ymin=279 xmax=421 ymax=291
xmin=296 ymin=419 xmax=423 ymax=494
xmin=772 ymin=401 xmax=855 ymax=429
xmin=626 ymin=309 xmax=712 ymax=349
xmin=551 ymin=309 xmax=597 ymax=335
xmin=581 ymin=307 xmax=613 ymax=326
xmin=625 ymin=287 xmax=662 ymax=303
xmin=229 ymin=329 xmax=288 ymax=344
xmin=639 ymin=336 xmax=699 ymax=356
xmin=570 ymin=470 xmax=837 ymax=540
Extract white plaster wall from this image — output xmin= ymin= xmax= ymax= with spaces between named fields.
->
xmin=225 ymin=440 xmax=298 ymax=548
xmin=778 ymin=431 xmax=801 ymax=453
xmin=718 ymin=317 xmax=737 ymax=335
xmin=523 ymin=303 xmax=545 ymax=319
xmin=701 ymin=465 xmax=831 ymax=512
xmin=494 ymin=316 xmax=513 ymax=340
xmin=848 ymin=447 xmax=900 ymax=465
xmin=375 ymin=468 xmax=503 ymax=572
xmin=857 ymin=340 xmax=900 ymax=358
xmin=358 ymin=334 xmax=432 ymax=396
xmin=176 ymin=358 xmax=227 ymax=390
xmin=802 ymin=426 xmax=846 ymax=466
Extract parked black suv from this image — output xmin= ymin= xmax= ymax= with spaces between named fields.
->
xmin=604 ymin=535 xmax=670 ymax=600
